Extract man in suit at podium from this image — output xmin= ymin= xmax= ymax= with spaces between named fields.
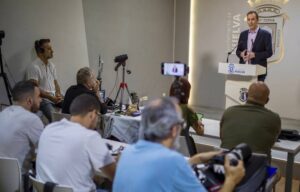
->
xmin=236 ymin=11 xmax=273 ymax=82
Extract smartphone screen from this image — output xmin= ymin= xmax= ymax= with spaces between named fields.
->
xmin=161 ymin=62 xmax=187 ymax=76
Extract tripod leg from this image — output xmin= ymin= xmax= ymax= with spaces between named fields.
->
xmin=114 ymin=86 xmax=122 ymax=104
xmin=125 ymin=86 xmax=132 ymax=104
xmin=1 ymin=72 xmax=12 ymax=105
xmin=0 ymin=47 xmax=12 ymax=105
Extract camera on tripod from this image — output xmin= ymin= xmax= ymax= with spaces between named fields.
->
xmin=114 ymin=54 xmax=128 ymax=71
xmin=114 ymin=54 xmax=128 ymax=63
xmin=194 ymin=143 xmax=269 ymax=192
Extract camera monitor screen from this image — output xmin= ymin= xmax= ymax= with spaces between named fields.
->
xmin=161 ymin=62 xmax=188 ymax=76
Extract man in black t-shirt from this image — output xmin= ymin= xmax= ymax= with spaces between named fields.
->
xmin=62 ymin=67 xmax=107 ymax=114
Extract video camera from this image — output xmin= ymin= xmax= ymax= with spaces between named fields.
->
xmin=194 ymin=143 xmax=269 ymax=192
xmin=114 ymin=54 xmax=128 ymax=63
xmin=114 ymin=54 xmax=128 ymax=71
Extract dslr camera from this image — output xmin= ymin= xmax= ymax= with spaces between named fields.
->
xmin=194 ymin=143 xmax=269 ymax=192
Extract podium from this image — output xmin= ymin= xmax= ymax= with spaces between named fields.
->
xmin=218 ymin=63 xmax=266 ymax=108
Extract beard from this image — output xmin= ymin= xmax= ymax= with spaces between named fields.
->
xmin=31 ymin=102 xmax=40 ymax=113
xmin=89 ymin=117 xmax=99 ymax=130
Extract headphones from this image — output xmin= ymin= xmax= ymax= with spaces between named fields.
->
xmin=34 ymin=39 xmax=50 ymax=54
xmin=171 ymin=79 xmax=185 ymax=102
xmin=35 ymin=40 xmax=44 ymax=53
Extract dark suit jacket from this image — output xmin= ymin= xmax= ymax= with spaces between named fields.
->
xmin=236 ymin=28 xmax=273 ymax=67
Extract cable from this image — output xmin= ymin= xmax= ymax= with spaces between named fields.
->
xmin=107 ymin=70 xmax=119 ymax=99
xmin=3 ymin=56 xmax=16 ymax=84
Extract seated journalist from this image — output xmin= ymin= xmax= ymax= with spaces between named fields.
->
xmin=113 ymin=97 xmax=245 ymax=192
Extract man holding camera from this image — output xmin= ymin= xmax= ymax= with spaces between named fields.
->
xmin=220 ymin=82 xmax=281 ymax=160
xmin=113 ymin=97 xmax=245 ymax=192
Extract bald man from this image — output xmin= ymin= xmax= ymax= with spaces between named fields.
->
xmin=220 ymin=82 xmax=281 ymax=160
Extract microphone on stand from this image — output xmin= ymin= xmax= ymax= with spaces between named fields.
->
xmin=97 ymin=54 xmax=104 ymax=90
xmin=226 ymin=41 xmax=242 ymax=63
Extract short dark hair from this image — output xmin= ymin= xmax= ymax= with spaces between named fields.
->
xmin=169 ymin=77 xmax=191 ymax=104
xmin=12 ymin=80 xmax=38 ymax=102
xmin=34 ymin=38 xmax=51 ymax=54
xmin=247 ymin=10 xmax=259 ymax=20
xmin=76 ymin=67 xmax=92 ymax=85
xmin=70 ymin=94 xmax=100 ymax=116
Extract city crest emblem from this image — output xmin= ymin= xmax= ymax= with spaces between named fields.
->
xmin=239 ymin=88 xmax=248 ymax=102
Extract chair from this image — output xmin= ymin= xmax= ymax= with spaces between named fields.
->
xmin=181 ymin=123 xmax=197 ymax=156
xmin=178 ymin=136 xmax=192 ymax=157
xmin=51 ymin=112 xmax=71 ymax=122
xmin=29 ymin=176 xmax=73 ymax=192
xmin=0 ymin=157 xmax=22 ymax=192
xmin=0 ymin=103 xmax=9 ymax=111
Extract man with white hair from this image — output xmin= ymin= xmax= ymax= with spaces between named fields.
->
xmin=62 ymin=67 xmax=107 ymax=114
xmin=113 ymin=97 xmax=245 ymax=192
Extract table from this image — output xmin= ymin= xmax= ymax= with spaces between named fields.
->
xmin=102 ymin=113 xmax=300 ymax=192
xmin=102 ymin=114 xmax=141 ymax=143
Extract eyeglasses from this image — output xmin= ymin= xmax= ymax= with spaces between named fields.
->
xmin=174 ymin=120 xmax=186 ymax=129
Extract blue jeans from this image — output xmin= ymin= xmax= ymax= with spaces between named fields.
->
xmin=40 ymin=99 xmax=55 ymax=123
xmin=97 ymin=189 xmax=109 ymax=192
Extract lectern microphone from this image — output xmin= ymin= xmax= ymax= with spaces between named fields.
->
xmin=226 ymin=41 xmax=242 ymax=63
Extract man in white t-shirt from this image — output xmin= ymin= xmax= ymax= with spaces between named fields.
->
xmin=0 ymin=80 xmax=44 ymax=173
xmin=26 ymin=38 xmax=63 ymax=122
xmin=36 ymin=94 xmax=116 ymax=192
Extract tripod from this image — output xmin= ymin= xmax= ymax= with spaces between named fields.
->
xmin=0 ymin=38 xmax=12 ymax=105
xmin=114 ymin=62 xmax=132 ymax=111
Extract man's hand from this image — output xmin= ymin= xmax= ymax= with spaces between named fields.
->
xmin=243 ymin=51 xmax=255 ymax=63
xmin=189 ymin=151 xmax=221 ymax=165
xmin=194 ymin=121 xmax=204 ymax=136
xmin=55 ymin=91 xmax=63 ymax=98
xmin=220 ymin=155 xmax=245 ymax=192
xmin=240 ymin=50 xmax=247 ymax=59
xmin=50 ymin=95 xmax=63 ymax=104
xmin=92 ymin=79 xmax=100 ymax=93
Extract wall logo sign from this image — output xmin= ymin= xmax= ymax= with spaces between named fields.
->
xmin=239 ymin=88 xmax=248 ymax=102
xmin=248 ymin=0 xmax=289 ymax=64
